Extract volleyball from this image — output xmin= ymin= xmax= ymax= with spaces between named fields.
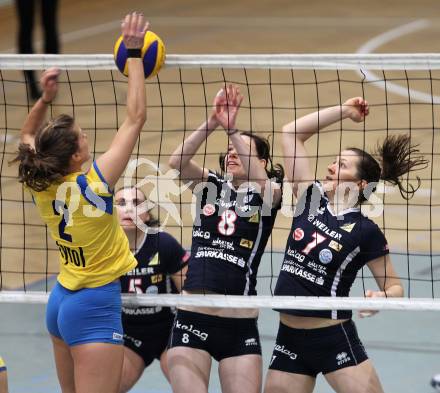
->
xmin=113 ymin=31 xmax=165 ymax=79
xmin=431 ymin=374 xmax=440 ymax=391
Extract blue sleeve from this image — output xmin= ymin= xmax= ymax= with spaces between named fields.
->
xmin=85 ymin=161 xmax=113 ymax=196
xmin=77 ymin=161 xmax=113 ymax=214
xmin=158 ymin=232 xmax=189 ymax=274
xmin=359 ymin=224 xmax=389 ymax=264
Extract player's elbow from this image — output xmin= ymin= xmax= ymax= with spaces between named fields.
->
xmin=282 ymin=124 xmax=293 ymax=135
xmin=128 ymin=113 xmax=146 ymax=133
xmin=168 ymin=154 xmax=181 ymax=170
xmin=283 ymin=123 xmax=310 ymax=145
xmin=128 ymin=105 xmax=146 ymax=127
xmin=135 ymin=110 xmax=147 ymax=126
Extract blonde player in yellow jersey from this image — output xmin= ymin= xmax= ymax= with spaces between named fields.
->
xmin=12 ymin=12 xmax=150 ymax=393
xmin=0 ymin=357 xmax=8 ymax=393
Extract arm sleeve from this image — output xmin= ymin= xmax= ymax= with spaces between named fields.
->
xmin=84 ymin=161 xmax=113 ymax=197
xmin=359 ymin=224 xmax=389 ymax=264
xmin=158 ymin=232 xmax=190 ymax=274
xmin=76 ymin=161 xmax=113 ymax=214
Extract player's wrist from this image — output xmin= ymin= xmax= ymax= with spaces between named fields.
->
xmin=126 ymin=48 xmax=142 ymax=58
xmin=340 ymin=104 xmax=352 ymax=119
xmin=207 ymin=114 xmax=219 ymax=129
xmin=40 ymin=96 xmax=52 ymax=105
xmin=226 ymin=127 xmax=239 ymax=136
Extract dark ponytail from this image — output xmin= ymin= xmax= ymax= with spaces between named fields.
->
xmin=348 ymin=134 xmax=428 ymax=202
xmin=377 ymin=135 xmax=428 ymax=200
xmin=218 ymin=132 xmax=285 ymax=184
xmin=11 ymin=114 xmax=78 ymax=192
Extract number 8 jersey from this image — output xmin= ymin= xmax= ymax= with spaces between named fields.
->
xmin=275 ymin=182 xmax=389 ymax=319
xmin=183 ymin=171 xmax=280 ymax=295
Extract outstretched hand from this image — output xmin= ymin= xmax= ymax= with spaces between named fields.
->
xmin=343 ymin=97 xmax=369 ymax=123
xmin=213 ymin=84 xmax=244 ymax=133
xmin=121 ymin=12 xmax=150 ymax=49
xmin=40 ymin=67 xmax=60 ymax=103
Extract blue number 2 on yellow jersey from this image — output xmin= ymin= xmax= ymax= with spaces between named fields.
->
xmin=52 ymin=200 xmax=72 ymax=242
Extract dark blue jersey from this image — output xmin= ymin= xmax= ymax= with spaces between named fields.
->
xmin=120 ymin=231 xmax=189 ymax=325
xmin=275 ymin=182 xmax=389 ymax=320
xmin=183 ymin=171 xmax=280 ymax=295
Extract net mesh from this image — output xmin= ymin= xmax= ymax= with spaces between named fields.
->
xmin=1 ymin=54 xmax=440 ymax=310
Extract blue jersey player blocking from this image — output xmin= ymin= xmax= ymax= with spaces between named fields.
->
xmin=115 ymin=186 xmax=189 ymax=392
xmin=167 ymin=85 xmax=284 ymax=393
xmin=264 ymin=97 xmax=428 ymax=393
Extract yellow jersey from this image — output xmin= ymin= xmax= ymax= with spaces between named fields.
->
xmin=29 ymin=161 xmax=137 ymax=290
xmin=0 ymin=356 xmax=5 ymax=371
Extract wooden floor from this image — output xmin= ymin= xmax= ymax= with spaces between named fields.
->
xmin=1 ymin=0 xmax=440 ymax=289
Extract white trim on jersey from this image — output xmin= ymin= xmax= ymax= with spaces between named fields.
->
xmin=314 ymin=181 xmax=360 ymax=217
xmin=207 ymin=171 xmax=224 ymax=185
xmin=243 ymin=218 xmax=264 ymax=296
xmin=326 ymin=204 xmax=360 ymax=217
xmin=331 ymin=246 xmax=361 ymax=320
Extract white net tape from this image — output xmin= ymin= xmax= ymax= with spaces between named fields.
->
xmin=0 ymin=292 xmax=439 ymax=311
xmin=2 ymin=53 xmax=440 ymax=70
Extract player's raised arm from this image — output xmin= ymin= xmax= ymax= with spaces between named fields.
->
xmin=19 ymin=68 xmax=60 ymax=148
xmin=96 ymin=12 xmax=149 ymax=190
xmin=215 ymin=85 xmax=282 ymax=206
xmin=215 ymin=86 xmax=264 ymax=184
xmin=168 ymin=106 xmax=219 ymax=189
xmin=283 ymin=97 xmax=369 ymax=196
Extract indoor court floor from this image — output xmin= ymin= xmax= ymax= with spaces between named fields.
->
xmin=0 ymin=0 xmax=439 ymax=391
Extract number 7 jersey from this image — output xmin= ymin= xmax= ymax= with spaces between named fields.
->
xmin=183 ymin=171 xmax=280 ymax=295
xmin=29 ymin=161 xmax=137 ymax=290
xmin=275 ymin=182 xmax=389 ymax=319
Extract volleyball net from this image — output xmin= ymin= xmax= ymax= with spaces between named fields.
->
xmin=0 ymin=53 xmax=439 ymax=310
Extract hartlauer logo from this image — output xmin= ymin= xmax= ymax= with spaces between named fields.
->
xmin=203 ymin=204 xmax=216 ymax=216
xmin=293 ymin=228 xmax=304 ymax=241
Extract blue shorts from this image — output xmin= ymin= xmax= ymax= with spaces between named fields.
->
xmin=46 ymin=281 xmax=123 ymax=347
